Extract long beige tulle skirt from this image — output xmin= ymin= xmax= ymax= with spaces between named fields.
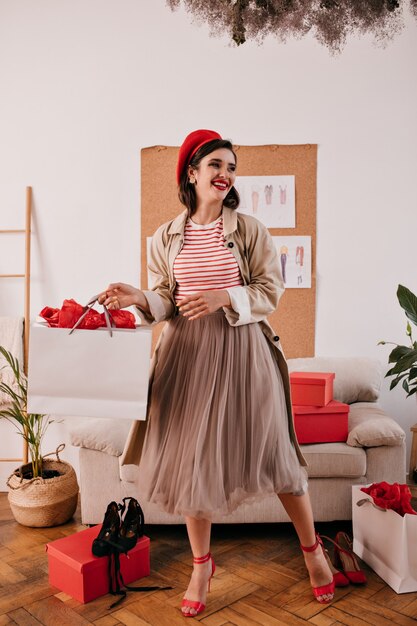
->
xmin=137 ymin=309 xmax=308 ymax=520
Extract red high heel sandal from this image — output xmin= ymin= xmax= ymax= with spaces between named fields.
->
xmin=332 ymin=531 xmax=367 ymax=585
xmin=300 ymin=534 xmax=337 ymax=603
xmin=181 ymin=551 xmax=215 ymax=617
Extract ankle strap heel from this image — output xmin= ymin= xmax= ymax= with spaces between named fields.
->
xmin=300 ymin=533 xmax=321 ymax=552
xmin=182 ymin=551 xmax=215 ymax=617
xmin=193 ymin=551 xmax=211 ymax=564
xmin=299 ymin=533 xmax=336 ymax=604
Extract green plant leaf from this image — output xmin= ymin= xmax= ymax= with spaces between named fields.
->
xmin=0 ymin=346 xmax=20 ymax=378
xmin=388 ymin=373 xmax=409 ymax=389
xmin=402 ymin=379 xmax=410 ymax=393
xmin=389 ymin=378 xmax=400 ymax=390
xmin=0 ymin=381 xmax=19 ymax=400
xmin=397 ymin=285 xmax=417 ymax=326
xmin=409 ymin=367 xmax=417 ymax=381
xmin=0 ymin=346 xmax=48 ymax=470
xmin=388 ymin=345 xmax=411 ymax=363
xmin=0 ymin=408 xmax=16 ymax=419
xmin=386 ymin=349 xmax=417 ymax=375
xmin=386 ymin=365 xmax=407 ymax=377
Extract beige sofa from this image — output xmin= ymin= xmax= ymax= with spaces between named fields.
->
xmin=70 ymin=356 xmax=406 ymax=525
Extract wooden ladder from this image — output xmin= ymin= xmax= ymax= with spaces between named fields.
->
xmin=0 ymin=186 xmax=32 ymax=465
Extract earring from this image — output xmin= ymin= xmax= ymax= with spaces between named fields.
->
xmin=189 ymin=177 xmax=196 ymax=185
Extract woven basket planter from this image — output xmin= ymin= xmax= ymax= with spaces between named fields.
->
xmin=7 ymin=459 xmax=79 ymax=527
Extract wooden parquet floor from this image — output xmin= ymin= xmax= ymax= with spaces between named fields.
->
xmin=1 ymin=493 xmax=416 ymax=626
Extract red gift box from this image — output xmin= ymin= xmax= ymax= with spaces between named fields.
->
xmin=290 ymin=372 xmax=335 ymax=407
xmin=46 ymin=524 xmax=150 ymax=603
xmin=293 ymin=400 xmax=349 ymax=444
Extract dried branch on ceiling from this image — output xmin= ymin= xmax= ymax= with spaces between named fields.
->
xmin=167 ymin=0 xmax=415 ymax=52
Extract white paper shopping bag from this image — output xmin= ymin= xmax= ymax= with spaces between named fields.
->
xmin=27 ymin=322 xmax=152 ymax=420
xmin=352 ymin=484 xmax=417 ymax=593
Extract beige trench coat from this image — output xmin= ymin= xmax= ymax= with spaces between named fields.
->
xmin=120 ymin=207 xmax=307 ymax=468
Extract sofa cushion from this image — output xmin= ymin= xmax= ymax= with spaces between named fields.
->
xmin=347 ymin=403 xmax=405 ymax=448
xmin=287 ymin=357 xmax=382 ymax=404
xmin=301 ymin=442 xmax=366 ymax=478
xmin=69 ymin=417 xmax=131 ymax=457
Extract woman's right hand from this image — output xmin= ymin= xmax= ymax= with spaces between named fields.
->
xmin=98 ymin=283 xmax=143 ymax=310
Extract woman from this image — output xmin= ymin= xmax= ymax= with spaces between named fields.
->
xmin=99 ymin=129 xmax=335 ymax=617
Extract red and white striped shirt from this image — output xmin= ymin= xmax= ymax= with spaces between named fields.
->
xmin=173 ymin=215 xmax=243 ymax=303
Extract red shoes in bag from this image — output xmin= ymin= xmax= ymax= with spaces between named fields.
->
xmin=326 ymin=531 xmax=367 ymax=585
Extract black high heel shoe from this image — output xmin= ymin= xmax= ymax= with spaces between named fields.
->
xmin=92 ymin=501 xmax=121 ymax=557
xmin=92 ymin=498 xmax=173 ymax=608
xmin=118 ymin=497 xmax=144 ymax=553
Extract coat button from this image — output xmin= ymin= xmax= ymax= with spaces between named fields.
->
xmin=273 ymin=335 xmax=279 ymax=342
xmin=227 ymin=242 xmax=234 ymax=248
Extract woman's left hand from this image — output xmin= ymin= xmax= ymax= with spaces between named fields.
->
xmin=178 ymin=290 xmax=231 ymax=320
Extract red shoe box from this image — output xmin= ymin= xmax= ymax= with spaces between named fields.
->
xmin=46 ymin=524 xmax=150 ymax=603
xmin=290 ymin=372 xmax=335 ymax=407
xmin=293 ymin=400 xmax=349 ymax=444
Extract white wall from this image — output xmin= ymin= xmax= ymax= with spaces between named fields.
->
xmin=1 ymin=0 xmax=416 ymax=488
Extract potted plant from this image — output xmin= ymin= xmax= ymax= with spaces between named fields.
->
xmin=378 ymin=284 xmax=417 ymax=398
xmin=0 ymin=345 xmax=79 ymax=527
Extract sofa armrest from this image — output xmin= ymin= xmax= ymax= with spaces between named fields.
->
xmin=365 ymin=442 xmax=407 ymax=483
xmin=346 ymin=402 xmax=405 ymax=448
xmin=119 ymin=458 xmax=138 ymax=483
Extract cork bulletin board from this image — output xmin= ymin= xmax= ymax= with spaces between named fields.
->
xmin=140 ymin=144 xmax=317 ymax=358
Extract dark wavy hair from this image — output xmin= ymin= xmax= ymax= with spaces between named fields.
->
xmin=178 ymin=138 xmax=240 ymax=215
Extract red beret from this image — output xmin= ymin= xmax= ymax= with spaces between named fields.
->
xmin=176 ymin=129 xmax=222 ymax=185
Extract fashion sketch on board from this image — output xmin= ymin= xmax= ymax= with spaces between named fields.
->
xmin=272 ymin=236 xmax=311 ymax=288
xmin=235 ymin=175 xmax=295 ymax=228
